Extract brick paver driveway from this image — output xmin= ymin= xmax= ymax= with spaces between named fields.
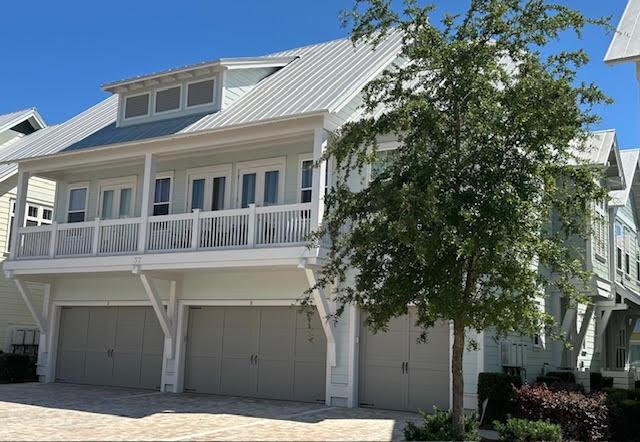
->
xmin=0 ymin=383 xmax=421 ymax=441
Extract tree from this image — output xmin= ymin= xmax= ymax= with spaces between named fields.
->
xmin=306 ymin=0 xmax=610 ymax=436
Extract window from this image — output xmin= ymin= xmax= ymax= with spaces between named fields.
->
xmin=370 ymin=147 xmax=397 ymax=180
xmin=616 ymin=223 xmax=623 ymax=270
xmin=186 ymin=165 xmax=231 ymax=212
xmin=98 ymin=177 xmax=136 ymax=219
xmin=187 ymin=79 xmax=215 ymax=107
xmin=67 ymin=186 xmax=88 ymax=223
xmin=8 ymin=201 xmax=53 ymax=252
xmin=237 ymin=158 xmax=285 ymax=208
xmin=624 ymin=227 xmax=631 ymax=275
xmin=592 ymin=201 xmax=607 ymax=260
xmin=153 ymin=176 xmax=172 ymax=216
xmin=300 ymin=159 xmax=313 ymax=203
xmin=124 ymin=93 xmax=150 ymax=119
xmin=155 ymin=86 xmax=181 ymax=113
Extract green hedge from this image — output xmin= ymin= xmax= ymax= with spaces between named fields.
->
xmin=591 ymin=372 xmax=613 ymax=391
xmin=478 ymin=372 xmax=522 ymax=425
xmin=404 ymin=407 xmax=479 ymax=441
xmin=605 ymin=388 xmax=640 ymax=441
xmin=494 ymin=418 xmax=562 ymax=442
xmin=545 ymin=371 xmax=575 ymax=383
xmin=0 ymin=352 xmax=37 ymax=383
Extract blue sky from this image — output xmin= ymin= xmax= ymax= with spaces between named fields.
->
xmin=1 ymin=1 xmax=637 ymax=146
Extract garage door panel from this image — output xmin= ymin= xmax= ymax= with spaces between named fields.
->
xmin=407 ymin=367 xmax=450 ymax=411
xmin=220 ymin=356 xmax=255 ymax=396
xmin=56 ymin=351 xmax=86 ymax=383
xmin=86 ymin=308 xmax=116 ymax=350
xmin=258 ymin=308 xmax=294 ymax=357
xmin=84 ymin=350 xmax=114 ymax=385
xmin=256 ymin=359 xmax=293 ymax=400
xmin=185 ymin=356 xmax=221 ymax=393
xmin=140 ymin=354 xmax=163 ymax=390
xmin=58 ymin=308 xmax=89 ymax=350
xmin=114 ymin=307 xmax=144 ymax=353
xmin=294 ymin=326 xmax=326 ymax=358
xmin=359 ymin=363 xmax=404 ymax=410
xmin=142 ymin=309 xmax=165 ymax=355
xmin=111 ymin=353 xmax=142 ymax=388
xmin=222 ymin=308 xmax=259 ymax=355
xmin=293 ymin=360 xmax=325 ymax=403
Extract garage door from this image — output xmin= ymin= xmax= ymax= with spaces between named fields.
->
xmin=359 ymin=310 xmax=450 ymax=411
xmin=184 ymin=306 xmax=326 ymax=403
xmin=55 ymin=306 xmax=164 ymax=389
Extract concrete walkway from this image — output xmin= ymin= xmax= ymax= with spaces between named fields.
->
xmin=0 ymin=383 xmax=422 ymax=441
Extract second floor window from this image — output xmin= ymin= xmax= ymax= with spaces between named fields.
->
xmin=592 ymin=202 xmax=607 ymax=259
xmin=616 ymin=223 xmax=623 ymax=270
xmin=8 ymin=201 xmax=53 ymax=252
xmin=624 ymin=227 xmax=631 ymax=275
xmin=67 ymin=187 xmax=88 ymax=223
xmin=300 ymin=159 xmax=313 ymax=203
xmin=153 ymin=177 xmax=171 ymax=216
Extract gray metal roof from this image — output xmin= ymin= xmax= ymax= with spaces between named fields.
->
xmin=0 ymin=32 xmax=402 ymax=164
xmin=610 ymin=148 xmax=640 ymax=206
xmin=605 ymin=0 xmax=640 ymax=64
xmin=574 ymin=129 xmax=618 ymax=166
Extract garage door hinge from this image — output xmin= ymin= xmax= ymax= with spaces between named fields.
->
xmin=359 ymin=402 xmax=374 ymax=407
xmin=55 ymin=378 xmax=64 ymax=382
xmin=184 ymin=388 xmax=197 ymax=392
xmin=189 ymin=306 xmax=202 ymax=310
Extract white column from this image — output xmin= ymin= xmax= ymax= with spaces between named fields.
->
xmin=36 ymin=283 xmax=52 ymax=382
xmin=161 ymin=280 xmax=180 ymax=392
xmin=138 ymin=153 xmax=157 ymax=252
xmin=10 ymin=169 xmax=29 ymax=259
xmin=345 ymin=303 xmax=360 ymax=408
xmin=310 ymin=128 xmax=328 ymax=231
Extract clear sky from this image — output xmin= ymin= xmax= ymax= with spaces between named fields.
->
xmin=1 ymin=1 xmax=637 ymax=147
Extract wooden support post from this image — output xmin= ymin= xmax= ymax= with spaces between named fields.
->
xmin=10 ymin=170 xmax=29 ymax=259
xmin=138 ymin=153 xmax=157 ymax=252
xmin=310 ymin=128 xmax=328 ymax=231
xmin=139 ymin=273 xmax=174 ymax=356
xmin=304 ymin=267 xmax=336 ymax=367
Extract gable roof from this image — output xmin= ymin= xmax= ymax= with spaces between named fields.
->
xmin=0 ymin=32 xmax=403 ymax=165
xmin=605 ymin=0 xmax=640 ymax=64
xmin=610 ymin=149 xmax=640 ymax=206
xmin=572 ymin=129 xmax=625 ymax=191
xmin=0 ymin=108 xmax=46 ymax=134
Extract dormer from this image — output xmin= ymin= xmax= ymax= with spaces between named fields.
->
xmin=102 ymin=56 xmax=296 ymax=128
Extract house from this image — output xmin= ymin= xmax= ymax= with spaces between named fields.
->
xmin=0 ymin=33 xmax=460 ymax=410
xmin=0 ymin=109 xmax=55 ymax=353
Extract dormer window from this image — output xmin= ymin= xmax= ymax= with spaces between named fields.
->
xmin=124 ymin=93 xmax=150 ymax=119
xmin=155 ymin=86 xmax=181 ymax=114
xmin=187 ymin=79 xmax=215 ymax=108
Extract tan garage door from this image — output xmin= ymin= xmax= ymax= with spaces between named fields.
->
xmin=359 ymin=310 xmax=450 ymax=411
xmin=184 ymin=306 xmax=326 ymax=403
xmin=55 ymin=306 xmax=164 ymax=389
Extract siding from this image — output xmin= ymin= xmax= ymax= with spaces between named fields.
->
xmin=53 ymin=138 xmax=313 ymax=223
xmin=0 ymin=175 xmax=56 ymax=349
xmin=222 ymin=68 xmax=278 ymax=109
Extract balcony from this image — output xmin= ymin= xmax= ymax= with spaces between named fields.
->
xmin=14 ymin=203 xmax=312 ymax=260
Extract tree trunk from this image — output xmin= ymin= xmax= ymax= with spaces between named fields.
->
xmin=451 ymin=318 xmax=465 ymax=436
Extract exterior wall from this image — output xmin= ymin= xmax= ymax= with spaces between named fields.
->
xmin=223 ymin=68 xmax=278 ymax=108
xmin=576 ymin=302 xmax=597 ymax=371
xmin=0 ymin=175 xmax=55 ymax=350
xmin=615 ymin=192 xmax=640 ymax=290
xmin=52 ymin=138 xmax=313 ymax=223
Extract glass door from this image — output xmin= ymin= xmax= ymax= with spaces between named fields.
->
xmin=238 ymin=167 xmax=282 ymax=208
xmin=99 ymin=185 xmax=134 ymax=219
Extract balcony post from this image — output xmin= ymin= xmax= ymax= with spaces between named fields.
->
xmin=92 ymin=218 xmax=101 ymax=255
xmin=311 ymin=128 xmax=329 ymax=232
xmin=10 ymin=169 xmax=29 ymax=259
xmin=48 ymin=222 xmax=58 ymax=258
xmin=247 ymin=204 xmax=256 ymax=247
xmin=190 ymin=209 xmax=200 ymax=249
xmin=138 ymin=153 xmax=157 ymax=252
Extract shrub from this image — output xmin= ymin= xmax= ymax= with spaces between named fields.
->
xmin=605 ymin=388 xmax=640 ymax=441
xmin=535 ymin=376 xmax=583 ymax=393
xmin=591 ymin=372 xmax=604 ymax=391
xmin=477 ymin=372 xmax=522 ymax=425
xmin=493 ymin=418 xmax=562 ymax=442
xmin=602 ymin=376 xmax=614 ymax=389
xmin=404 ymin=407 xmax=479 ymax=441
xmin=545 ymin=371 xmax=575 ymax=383
xmin=636 ymin=380 xmax=640 ymax=389
xmin=513 ymin=383 xmax=609 ymax=441
xmin=0 ymin=352 xmax=37 ymax=383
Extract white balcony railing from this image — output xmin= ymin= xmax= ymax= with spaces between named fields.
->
xmin=14 ymin=203 xmax=312 ymax=260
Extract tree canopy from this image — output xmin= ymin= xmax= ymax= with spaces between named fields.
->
xmin=306 ymin=0 xmax=611 ymax=434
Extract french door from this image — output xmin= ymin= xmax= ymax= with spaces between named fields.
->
xmin=238 ymin=164 xmax=284 ymax=208
xmin=99 ymin=184 xmax=134 ymax=219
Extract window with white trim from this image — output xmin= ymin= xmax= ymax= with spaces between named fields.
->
xmin=592 ymin=201 xmax=607 ymax=260
xmin=624 ymin=227 xmax=631 ymax=276
xmin=7 ymin=201 xmax=53 ymax=252
xmin=237 ymin=158 xmax=285 ymax=208
xmin=124 ymin=93 xmax=150 ymax=119
xmin=67 ymin=186 xmax=88 ymax=223
xmin=186 ymin=165 xmax=231 ymax=212
xmin=300 ymin=159 xmax=313 ymax=203
xmin=153 ymin=176 xmax=172 ymax=216
xmin=616 ymin=223 xmax=624 ymax=271
xmin=187 ymin=79 xmax=215 ymax=108
xmin=155 ymin=86 xmax=181 ymax=114
xmin=98 ymin=177 xmax=136 ymax=219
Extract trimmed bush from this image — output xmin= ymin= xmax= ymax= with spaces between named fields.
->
xmin=477 ymin=372 xmax=522 ymax=425
xmin=635 ymin=380 xmax=640 ymax=389
xmin=591 ymin=372 xmax=604 ymax=391
xmin=404 ymin=407 xmax=479 ymax=441
xmin=494 ymin=418 xmax=562 ymax=442
xmin=0 ymin=352 xmax=37 ymax=383
xmin=605 ymin=388 xmax=640 ymax=441
xmin=545 ymin=371 xmax=575 ymax=383
xmin=513 ymin=383 xmax=609 ymax=441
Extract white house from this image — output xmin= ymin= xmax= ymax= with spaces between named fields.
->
xmin=0 ymin=109 xmax=56 ymax=353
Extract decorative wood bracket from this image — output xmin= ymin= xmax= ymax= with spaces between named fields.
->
xmin=139 ymin=272 xmax=176 ymax=357
xmin=304 ymin=266 xmax=337 ymax=367
xmin=13 ymin=278 xmax=47 ymax=333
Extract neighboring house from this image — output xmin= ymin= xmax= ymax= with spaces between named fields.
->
xmin=0 ymin=109 xmax=56 ymax=353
